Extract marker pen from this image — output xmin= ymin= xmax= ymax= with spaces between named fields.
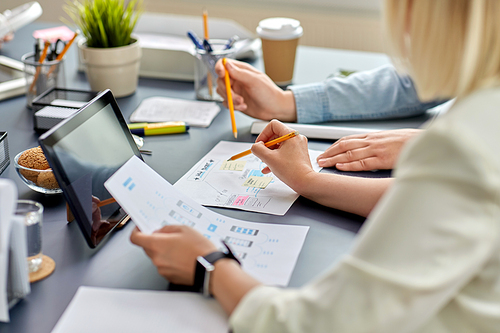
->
xmin=129 ymin=121 xmax=189 ymax=136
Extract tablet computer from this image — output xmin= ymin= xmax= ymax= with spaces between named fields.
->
xmin=39 ymin=89 xmax=142 ymax=248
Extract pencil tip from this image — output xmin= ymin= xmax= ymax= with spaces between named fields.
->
xmin=234 ymin=132 xmax=238 ymax=139
xmin=227 ymin=158 xmax=232 ymax=161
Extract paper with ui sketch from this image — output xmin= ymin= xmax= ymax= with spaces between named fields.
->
xmin=51 ymin=286 xmax=228 ymax=333
xmin=129 ymin=96 xmax=220 ymax=127
xmin=105 ymin=156 xmax=309 ymax=286
xmin=174 ymin=141 xmax=323 ymax=216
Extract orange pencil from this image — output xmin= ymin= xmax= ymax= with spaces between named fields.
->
xmin=202 ymin=9 xmax=213 ymax=97
xmin=223 ymin=58 xmax=237 ymax=138
xmin=228 ymin=131 xmax=299 ymax=161
xmin=29 ymin=40 xmax=51 ymax=93
xmin=47 ymin=31 xmax=78 ymax=76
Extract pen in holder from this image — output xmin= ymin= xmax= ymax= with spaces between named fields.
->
xmin=21 ymin=52 xmax=65 ymax=109
xmin=194 ymin=39 xmax=236 ymax=102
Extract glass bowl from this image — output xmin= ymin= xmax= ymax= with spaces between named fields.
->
xmin=14 ymin=150 xmax=62 ymax=194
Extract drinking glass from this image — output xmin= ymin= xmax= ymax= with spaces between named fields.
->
xmin=15 ymin=200 xmax=44 ymax=273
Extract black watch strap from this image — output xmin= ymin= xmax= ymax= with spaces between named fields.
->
xmin=204 ymin=251 xmax=230 ymax=265
xmin=205 ymin=240 xmax=241 ymax=266
xmin=193 ymin=240 xmax=241 ymax=295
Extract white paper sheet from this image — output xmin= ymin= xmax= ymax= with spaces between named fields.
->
xmin=136 ymin=32 xmax=196 ymax=53
xmin=0 ymin=180 xmax=30 ymax=322
xmin=129 ymin=96 xmax=221 ymax=128
xmin=251 ymin=121 xmax=380 ymax=140
xmin=174 ymin=141 xmax=323 ymax=215
xmin=0 ymin=180 xmax=16 ymax=322
xmin=105 ymin=156 xmax=309 ymax=286
xmin=51 ymin=286 xmax=228 ymax=333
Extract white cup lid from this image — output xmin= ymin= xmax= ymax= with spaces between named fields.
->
xmin=256 ymin=17 xmax=303 ymax=40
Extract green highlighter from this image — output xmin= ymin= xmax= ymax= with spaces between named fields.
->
xmin=128 ymin=121 xmax=189 ymax=136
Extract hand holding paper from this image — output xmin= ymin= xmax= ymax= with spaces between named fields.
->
xmin=105 ymin=156 xmax=309 ymax=286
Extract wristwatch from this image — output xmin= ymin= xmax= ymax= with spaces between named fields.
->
xmin=194 ymin=240 xmax=241 ymax=297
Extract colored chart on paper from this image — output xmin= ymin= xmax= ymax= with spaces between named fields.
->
xmin=220 ymin=160 xmax=246 ymax=171
xmin=174 ymin=141 xmax=323 ymax=215
xmin=243 ymin=176 xmax=273 ymax=189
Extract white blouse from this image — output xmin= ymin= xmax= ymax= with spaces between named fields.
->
xmin=230 ymin=87 xmax=500 ymax=333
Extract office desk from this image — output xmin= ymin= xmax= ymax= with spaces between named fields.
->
xmin=0 ymin=23 xmax=434 ymax=333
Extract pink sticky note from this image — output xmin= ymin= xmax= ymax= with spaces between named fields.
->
xmin=233 ymin=196 xmax=249 ymax=206
xmin=33 ymin=26 xmax=75 ymax=43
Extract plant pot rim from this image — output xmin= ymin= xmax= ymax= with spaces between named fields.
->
xmin=77 ymin=37 xmax=139 ymax=50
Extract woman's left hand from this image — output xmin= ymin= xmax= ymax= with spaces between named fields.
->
xmin=130 ymin=225 xmax=217 ymax=285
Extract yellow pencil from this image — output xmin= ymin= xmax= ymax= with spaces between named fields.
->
xmin=223 ymin=58 xmax=238 ymax=138
xmin=202 ymin=9 xmax=213 ymax=98
xmin=228 ymin=131 xmax=299 ymax=161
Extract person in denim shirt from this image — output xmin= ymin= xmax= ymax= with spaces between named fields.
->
xmin=215 ymin=61 xmax=445 ymax=171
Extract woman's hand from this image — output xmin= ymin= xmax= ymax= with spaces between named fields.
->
xmin=251 ymin=120 xmax=315 ymax=193
xmin=130 ymin=225 xmax=217 ymax=285
xmin=215 ymin=59 xmax=297 ymax=122
xmin=317 ymin=129 xmax=423 ymax=171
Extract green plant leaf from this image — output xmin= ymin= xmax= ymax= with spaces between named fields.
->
xmin=63 ymin=0 xmax=142 ymax=48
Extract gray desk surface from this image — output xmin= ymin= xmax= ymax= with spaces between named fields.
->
xmin=0 ymin=23 xmax=433 ymax=333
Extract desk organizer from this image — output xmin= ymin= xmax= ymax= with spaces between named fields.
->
xmin=0 ymin=132 xmax=9 ymax=175
xmin=31 ymin=88 xmax=98 ymax=132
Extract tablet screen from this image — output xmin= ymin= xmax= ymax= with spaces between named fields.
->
xmin=40 ymin=90 xmax=142 ymax=248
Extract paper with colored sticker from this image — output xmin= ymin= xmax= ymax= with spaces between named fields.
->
xmin=173 ymin=141 xmax=322 ymax=215
xmin=243 ymin=176 xmax=273 ymax=189
xmin=220 ymin=160 xmax=246 ymax=171
xmin=105 ymin=156 xmax=309 ymax=286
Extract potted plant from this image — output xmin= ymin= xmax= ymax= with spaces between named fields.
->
xmin=64 ymin=0 xmax=143 ymax=97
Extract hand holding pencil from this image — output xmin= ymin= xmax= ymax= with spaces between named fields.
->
xmin=248 ymin=120 xmax=314 ymax=186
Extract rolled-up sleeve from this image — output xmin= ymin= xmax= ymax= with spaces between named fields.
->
xmin=290 ymin=65 xmax=445 ymax=123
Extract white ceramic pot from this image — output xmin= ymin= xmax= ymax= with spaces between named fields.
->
xmin=78 ymin=38 xmax=141 ymax=97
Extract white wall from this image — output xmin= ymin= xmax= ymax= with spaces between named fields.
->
xmin=1 ymin=0 xmax=387 ymax=52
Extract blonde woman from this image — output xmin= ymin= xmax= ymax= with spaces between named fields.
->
xmin=131 ymin=1 xmax=500 ymax=331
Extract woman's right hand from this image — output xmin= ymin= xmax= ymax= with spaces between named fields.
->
xmin=251 ymin=120 xmax=315 ymax=193
xmin=215 ymin=59 xmax=297 ymax=122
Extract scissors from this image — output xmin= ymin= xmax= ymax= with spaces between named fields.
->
xmin=47 ymin=39 xmax=66 ymax=61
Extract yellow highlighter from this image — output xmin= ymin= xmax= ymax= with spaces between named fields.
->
xmin=128 ymin=121 xmax=189 ymax=136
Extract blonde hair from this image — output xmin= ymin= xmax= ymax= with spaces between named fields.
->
xmin=384 ymin=0 xmax=500 ymax=101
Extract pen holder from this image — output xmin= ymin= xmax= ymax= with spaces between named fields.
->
xmin=0 ymin=132 xmax=9 ymax=176
xmin=194 ymin=39 xmax=236 ymax=102
xmin=21 ymin=52 xmax=66 ymax=109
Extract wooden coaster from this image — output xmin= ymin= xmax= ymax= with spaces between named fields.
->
xmin=29 ymin=255 xmax=56 ymax=283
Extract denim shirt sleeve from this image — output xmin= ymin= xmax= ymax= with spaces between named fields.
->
xmin=289 ymin=65 xmax=446 ymax=123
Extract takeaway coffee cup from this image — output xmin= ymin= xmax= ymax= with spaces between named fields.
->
xmin=257 ymin=17 xmax=303 ymax=86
